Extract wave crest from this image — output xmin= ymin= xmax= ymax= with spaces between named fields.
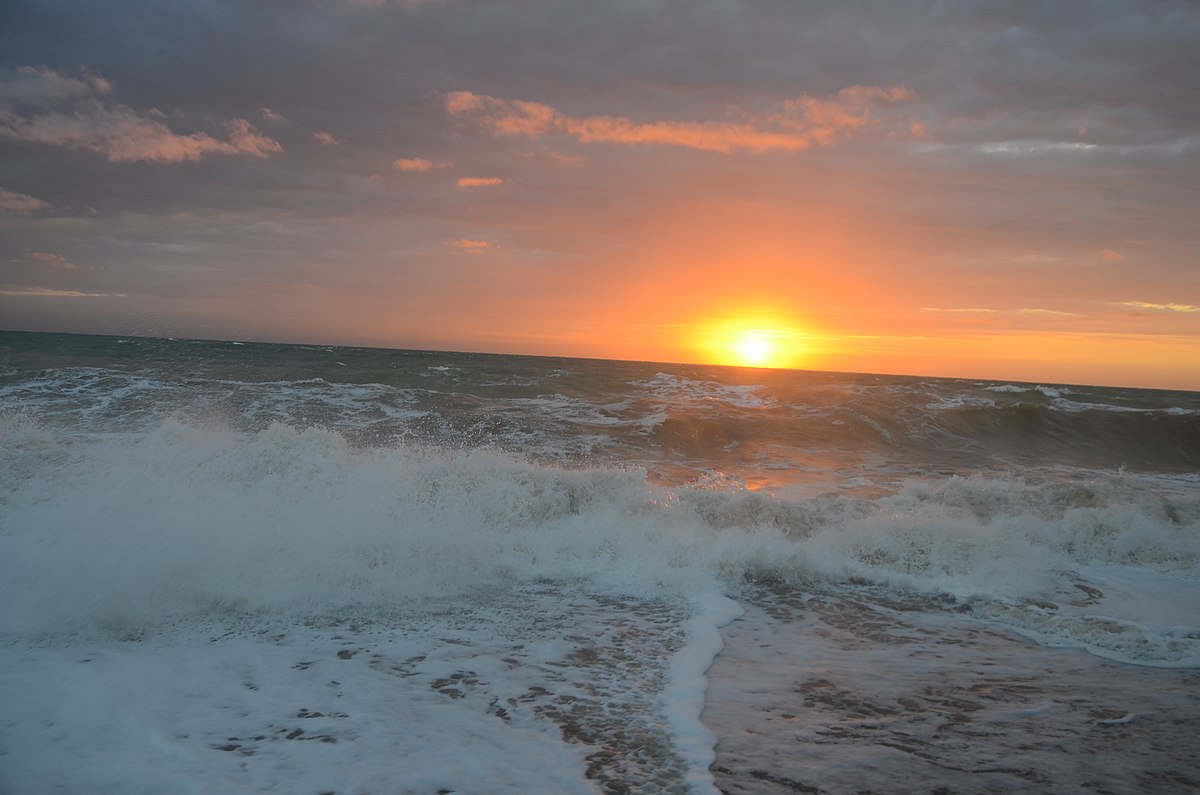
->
xmin=2 ymin=418 xmax=1196 ymax=639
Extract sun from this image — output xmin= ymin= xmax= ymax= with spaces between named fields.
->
xmin=700 ymin=317 xmax=808 ymax=369
xmin=734 ymin=330 xmax=775 ymax=366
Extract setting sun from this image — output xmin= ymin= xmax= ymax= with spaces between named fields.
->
xmin=699 ymin=317 xmax=808 ymax=369
xmin=735 ymin=331 xmax=775 ymax=366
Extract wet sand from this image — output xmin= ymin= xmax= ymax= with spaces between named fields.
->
xmin=704 ymin=587 xmax=1200 ymax=794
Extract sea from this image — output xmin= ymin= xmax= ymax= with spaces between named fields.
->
xmin=1 ymin=330 xmax=1198 ymax=794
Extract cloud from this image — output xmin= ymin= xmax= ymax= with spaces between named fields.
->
xmin=1119 ymin=301 xmax=1200 ymax=313
xmin=0 ymin=186 xmax=48 ymax=214
xmin=447 ymin=238 xmax=492 ymax=252
xmin=31 ymin=252 xmax=78 ymax=270
xmin=0 ymin=65 xmax=112 ymax=105
xmin=393 ymin=157 xmax=449 ymax=172
xmin=0 ymin=66 xmax=281 ymax=162
xmin=921 ymin=307 xmax=999 ymax=314
xmin=975 ymin=141 xmax=1099 ymax=156
xmin=444 ymin=85 xmax=915 ymax=154
xmin=921 ymin=306 xmax=1076 ymax=317
xmin=261 ymin=106 xmax=339 ymax=146
xmin=0 ymin=286 xmax=124 ymax=297
xmin=457 ymin=176 xmax=503 ymax=187
xmin=1014 ymin=308 xmax=1077 ymax=317
xmin=1096 ymin=248 xmax=1124 ymax=262
xmin=340 ymin=0 xmax=445 ymax=7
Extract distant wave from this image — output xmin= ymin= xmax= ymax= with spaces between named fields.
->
xmin=4 ymin=363 xmax=1198 ymax=477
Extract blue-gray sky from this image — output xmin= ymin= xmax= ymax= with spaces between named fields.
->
xmin=2 ymin=0 xmax=1198 ymax=388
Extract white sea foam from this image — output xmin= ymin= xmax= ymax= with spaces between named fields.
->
xmin=984 ymin=384 xmax=1071 ymax=398
xmin=507 ymin=394 xmax=634 ymax=427
xmin=0 ymin=596 xmax=623 ymax=794
xmin=2 ymin=416 xmax=1195 ymax=653
xmin=924 ymin=394 xmax=998 ymax=410
xmin=664 ymin=593 xmax=744 ymax=794
xmin=0 ymin=369 xmax=431 ymax=436
xmin=632 ymin=372 xmax=777 ymax=409
xmin=1050 ymin=397 xmax=1198 ymax=414
xmin=0 ymin=417 xmax=742 ymax=635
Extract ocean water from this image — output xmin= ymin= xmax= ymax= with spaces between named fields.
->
xmin=1 ymin=330 xmax=1198 ymax=794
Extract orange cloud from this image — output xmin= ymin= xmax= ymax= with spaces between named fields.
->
xmin=444 ymin=85 xmax=916 ymax=153
xmin=393 ymin=157 xmax=448 ymax=172
xmin=457 ymin=176 xmax=503 ymax=187
xmin=447 ymin=238 xmax=492 ymax=251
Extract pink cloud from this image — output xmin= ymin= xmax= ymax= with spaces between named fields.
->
xmin=312 ymin=131 xmax=340 ymax=146
xmin=444 ymin=85 xmax=916 ymax=154
xmin=0 ymin=66 xmax=282 ymax=162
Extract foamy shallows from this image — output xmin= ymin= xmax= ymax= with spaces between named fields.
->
xmin=2 ymin=332 xmax=1199 ymax=792
xmin=0 ymin=419 xmax=753 ymax=793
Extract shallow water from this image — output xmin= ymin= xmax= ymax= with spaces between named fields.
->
xmin=707 ymin=584 xmax=1200 ymax=794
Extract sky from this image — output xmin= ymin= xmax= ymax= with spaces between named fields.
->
xmin=1 ymin=0 xmax=1198 ymax=390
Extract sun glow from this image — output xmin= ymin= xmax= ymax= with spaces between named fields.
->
xmin=700 ymin=317 xmax=808 ymax=369
xmin=734 ymin=331 xmax=775 ymax=366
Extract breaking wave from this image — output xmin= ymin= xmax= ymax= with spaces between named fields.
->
xmin=3 ymin=414 xmax=1197 ymax=664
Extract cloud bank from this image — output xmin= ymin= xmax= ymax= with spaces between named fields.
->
xmin=444 ymin=86 xmax=915 ymax=153
xmin=0 ymin=67 xmax=281 ymax=163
